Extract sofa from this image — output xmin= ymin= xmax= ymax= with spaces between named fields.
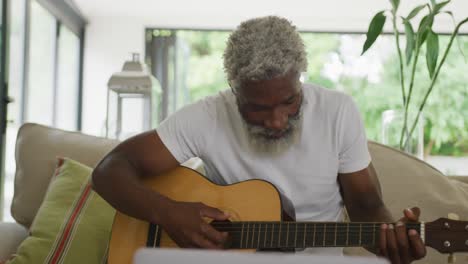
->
xmin=1 ymin=123 xmax=468 ymax=263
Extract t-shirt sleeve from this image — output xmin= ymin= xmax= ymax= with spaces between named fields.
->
xmin=156 ymin=99 xmax=216 ymax=164
xmin=337 ymin=96 xmax=371 ymax=174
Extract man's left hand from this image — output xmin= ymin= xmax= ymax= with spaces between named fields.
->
xmin=378 ymin=207 xmax=427 ymax=264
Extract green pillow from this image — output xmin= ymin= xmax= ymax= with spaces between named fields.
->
xmin=8 ymin=158 xmax=115 ymax=264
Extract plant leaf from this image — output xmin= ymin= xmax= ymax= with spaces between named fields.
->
xmin=434 ymin=0 xmax=450 ymax=13
xmin=362 ymin=11 xmax=387 ymax=55
xmin=430 ymin=0 xmax=437 ymax=7
xmin=417 ymin=15 xmax=434 ymax=47
xmin=404 ymin=20 xmax=415 ymax=65
xmin=426 ymin=29 xmax=439 ymax=78
xmin=390 ymin=0 xmax=400 ymax=12
xmin=406 ymin=4 xmax=428 ymax=20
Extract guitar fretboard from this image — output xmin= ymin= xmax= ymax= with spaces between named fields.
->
xmin=211 ymin=222 xmax=421 ymax=249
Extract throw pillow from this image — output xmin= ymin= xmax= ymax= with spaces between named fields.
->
xmin=7 ymin=158 xmax=115 ymax=264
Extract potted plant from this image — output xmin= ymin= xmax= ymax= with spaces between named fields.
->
xmin=361 ymin=0 xmax=468 ymax=157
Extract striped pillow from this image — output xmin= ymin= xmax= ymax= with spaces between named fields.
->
xmin=7 ymin=158 xmax=115 ymax=264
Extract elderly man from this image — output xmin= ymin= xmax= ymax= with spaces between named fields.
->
xmin=92 ymin=16 xmax=426 ymax=264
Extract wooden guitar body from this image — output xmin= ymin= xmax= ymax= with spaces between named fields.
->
xmin=108 ymin=166 xmax=290 ymax=264
xmin=108 ymin=167 xmax=468 ymax=263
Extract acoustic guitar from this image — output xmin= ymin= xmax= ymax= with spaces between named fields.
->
xmin=108 ymin=166 xmax=468 ymax=264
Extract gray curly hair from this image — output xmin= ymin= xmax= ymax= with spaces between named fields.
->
xmin=223 ymin=16 xmax=308 ymax=91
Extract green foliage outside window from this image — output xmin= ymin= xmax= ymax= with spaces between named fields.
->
xmin=173 ymin=30 xmax=467 ymax=156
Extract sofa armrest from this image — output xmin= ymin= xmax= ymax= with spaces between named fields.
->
xmin=0 ymin=222 xmax=28 ymax=261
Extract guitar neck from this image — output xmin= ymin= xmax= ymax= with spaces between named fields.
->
xmin=212 ymin=221 xmax=422 ymax=249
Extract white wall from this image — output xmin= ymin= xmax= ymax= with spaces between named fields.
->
xmin=81 ymin=0 xmax=468 ymax=136
xmin=82 ymin=18 xmax=145 ymax=136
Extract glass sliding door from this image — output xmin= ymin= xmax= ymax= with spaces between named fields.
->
xmin=2 ymin=0 xmax=26 ymax=222
xmin=0 ymin=0 xmax=8 ymax=220
xmin=25 ymin=1 xmax=81 ymax=129
xmin=55 ymin=24 xmax=80 ymax=130
xmin=24 ymin=0 xmax=56 ymax=125
xmin=1 ymin=0 xmax=85 ymax=221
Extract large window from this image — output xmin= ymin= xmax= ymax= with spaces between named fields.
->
xmin=25 ymin=1 xmax=80 ymax=129
xmin=56 ymin=24 xmax=80 ymax=130
xmin=3 ymin=0 xmax=27 ymax=223
xmin=25 ymin=0 xmax=56 ymax=125
xmin=1 ymin=0 xmax=84 ymax=221
xmin=146 ymin=29 xmax=468 ymax=176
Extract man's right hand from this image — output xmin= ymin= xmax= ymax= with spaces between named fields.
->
xmin=157 ymin=199 xmax=230 ymax=249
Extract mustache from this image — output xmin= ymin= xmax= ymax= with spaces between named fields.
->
xmin=247 ymin=109 xmax=302 ymax=139
xmin=249 ymin=125 xmax=292 ymax=139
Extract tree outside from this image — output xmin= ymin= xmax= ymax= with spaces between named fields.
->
xmin=171 ymin=30 xmax=468 ymax=158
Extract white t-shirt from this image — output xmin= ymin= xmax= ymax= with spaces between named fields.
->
xmin=156 ymin=84 xmax=371 ymax=253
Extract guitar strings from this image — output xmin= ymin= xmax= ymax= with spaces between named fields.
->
xmin=208 ymin=223 xmax=421 ymax=227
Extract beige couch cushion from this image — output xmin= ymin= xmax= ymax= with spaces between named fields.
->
xmin=344 ymin=141 xmax=468 ymax=263
xmin=12 ymin=123 xmax=119 ymax=228
xmin=0 ymin=222 xmax=28 ymax=261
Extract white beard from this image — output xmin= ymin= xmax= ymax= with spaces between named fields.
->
xmin=242 ymin=108 xmax=303 ymax=155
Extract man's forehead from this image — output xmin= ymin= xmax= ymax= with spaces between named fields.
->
xmin=236 ymin=82 xmax=301 ymax=106
xmin=238 ymin=72 xmax=300 ymax=95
